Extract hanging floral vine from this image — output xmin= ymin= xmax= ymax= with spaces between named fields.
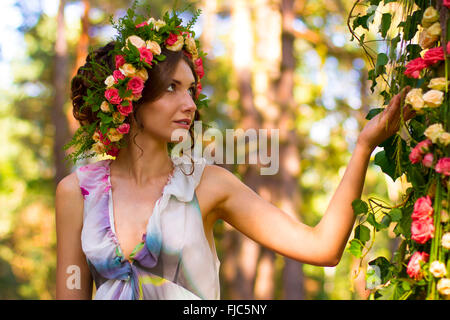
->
xmin=347 ymin=0 xmax=449 ymax=299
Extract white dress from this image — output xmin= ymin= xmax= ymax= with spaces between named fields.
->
xmin=75 ymin=155 xmax=221 ymax=299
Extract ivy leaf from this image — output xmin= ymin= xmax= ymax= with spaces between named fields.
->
xmin=374 ymin=150 xmax=397 ymax=181
xmin=348 ymin=239 xmax=364 ymax=258
xmin=355 ymin=225 xmax=371 ymax=244
xmin=352 ymin=199 xmax=368 ymax=216
xmin=375 ymin=53 xmax=388 ymax=75
xmin=379 ymin=13 xmax=391 ymax=38
xmin=380 ymin=214 xmax=392 ymax=229
xmin=367 ymin=213 xmax=383 ymax=231
xmin=365 ymin=108 xmax=383 ymax=120
xmin=369 ymin=256 xmax=393 ymax=284
xmin=389 ymin=208 xmax=402 ymax=222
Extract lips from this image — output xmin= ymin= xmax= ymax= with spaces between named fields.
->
xmin=173 ymin=118 xmax=191 ymax=129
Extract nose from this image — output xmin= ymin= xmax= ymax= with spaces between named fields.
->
xmin=181 ymin=90 xmax=197 ymax=113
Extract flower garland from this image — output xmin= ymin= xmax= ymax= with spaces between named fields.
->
xmin=348 ymin=0 xmax=449 ymax=300
xmin=64 ymin=3 xmax=208 ymax=163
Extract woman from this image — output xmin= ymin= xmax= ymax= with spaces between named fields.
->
xmin=55 ymin=10 xmax=415 ymax=300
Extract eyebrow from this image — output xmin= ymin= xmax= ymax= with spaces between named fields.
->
xmin=172 ymin=79 xmax=195 ymax=86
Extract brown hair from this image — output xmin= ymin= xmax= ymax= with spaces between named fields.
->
xmin=70 ymin=41 xmax=201 ymax=171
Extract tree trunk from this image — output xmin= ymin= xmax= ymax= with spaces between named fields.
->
xmin=52 ymin=0 xmax=70 ymax=185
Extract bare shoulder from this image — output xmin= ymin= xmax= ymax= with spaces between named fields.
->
xmin=55 ymin=171 xmax=84 ymax=222
xmin=196 ymin=164 xmax=244 ymax=221
xmin=56 ymin=171 xmax=82 ymax=200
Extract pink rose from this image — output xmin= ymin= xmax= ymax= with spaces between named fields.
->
xmin=444 ymin=0 xmax=450 ymax=9
xmin=404 ymin=57 xmax=428 ymax=79
xmin=106 ymin=146 xmax=119 ymax=157
xmin=409 ymin=146 xmax=422 ymax=164
xmin=416 ymin=139 xmax=432 ymax=154
xmin=194 ymin=57 xmax=204 ymax=79
xmin=105 ymin=88 xmax=122 ymax=105
xmin=118 ymin=102 xmax=133 ymax=116
xmin=117 ymin=123 xmax=130 ymax=134
xmin=412 ymin=195 xmax=434 ymax=220
xmin=115 ymin=55 xmax=126 ymax=69
xmin=407 ymin=251 xmax=429 ymax=281
xmin=435 ymin=157 xmax=450 ymax=176
xmin=127 ymin=77 xmax=145 ymax=95
xmin=195 ymin=81 xmax=202 ymax=100
xmin=422 ymin=153 xmax=434 ymax=168
xmin=411 ymin=216 xmax=435 ymax=244
xmin=113 ymin=70 xmax=125 ymax=81
xmin=136 ymin=21 xmax=148 ymax=28
xmin=166 ymin=33 xmax=178 ymax=46
xmin=423 ymin=47 xmax=445 ymax=66
xmin=139 ymin=47 xmax=153 ymax=65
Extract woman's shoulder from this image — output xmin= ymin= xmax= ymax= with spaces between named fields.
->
xmin=196 ymin=163 xmax=240 ymax=204
xmin=56 ymin=171 xmax=83 ymax=201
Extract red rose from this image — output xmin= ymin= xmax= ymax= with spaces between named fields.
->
xmin=435 ymin=157 xmax=450 ymax=176
xmin=98 ymin=131 xmax=111 ymax=146
xmin=409 ymin=146 xmax=422 ymax=164
xmin=416 ymin=139 xmax=432 ymax=154
xmin=139 ymin=47 xmax=153 ymax=65
xmin=105 ymin=88 xmax=122 ymax=105
xmin=423 ymin=47 xmax=445 ymax=66
xmin=113 ymin=70 xmax=125 ymax=81
xmin=136 ymin=21 xmax=148 ymax=28
xmin=166 ymin=33 xmax=178 ymax=46
xmin=194 ymin=57 xmax=204 ymax=79
xmin=195 ymin=81 xmax=202 ymax=100
xmin=404 ymin=57 xmax=427 ymax=79
xmin=422 ymin=153 xmax=434 ymax=168
xmin=412 ymin=195 xmax=434 ymax=220
xmin=407 ymin=251 xmax=429 ymax=281
xmin=115 ymin=55 xmax=126 ymax=69
xmin=118 ymin=102 xmax=133 ymax=116
xmin=444 ymin=0 xmax=450 ymax=9
xmin=127 ymin=77 xmax=145 ymax=95
xmin=117 ymin=123 xmax=130 ymax=134
xmin=106 ymin=145 xmax=119 ymax=157
xmin=411 ymin=216 xmax=435 ymax=244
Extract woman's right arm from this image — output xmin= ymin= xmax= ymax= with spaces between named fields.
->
xmin=55 ymin=172 xmax=93 ymax=299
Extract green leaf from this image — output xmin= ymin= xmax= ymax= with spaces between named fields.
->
xmin=352 ymin=199 xmax=368 ymax=216
xmin=369 ymin=256 xmax=393 ymax=284
xmin=374 ymin=150 xmax=397 ymax=181
xmin=365 ymin=108 xmax=383 ymax=120
xmin=379 ymin=13 xmax=391 ymax=38
xmin=380 ymin=214 xmax=391 ymax=229
xmin=348 ymin=239 xmax=364 ymax=258
xmin=355 ymin=225 xmax=371 ymax=244
xmin=389 ymin=208 xmax=402 ymax=222
xmin=375 ymin=53 xmax=389 ymax=75
xmin=367 ymin=213 xmax=382 ymax=231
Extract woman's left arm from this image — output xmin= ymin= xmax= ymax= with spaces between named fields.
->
xmin=210 ymin=86 xmax=415 ymax=267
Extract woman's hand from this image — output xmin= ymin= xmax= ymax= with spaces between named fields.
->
xmin=357 ymin=86 xmax=416 ymax=152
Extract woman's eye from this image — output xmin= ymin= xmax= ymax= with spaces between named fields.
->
xmin=188 ymin=87 xmax=195 ymax=96
xmin=167 ymin=83 xmax=175 ymax=92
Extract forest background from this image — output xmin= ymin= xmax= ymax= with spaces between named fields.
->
xmin=0 ymin=0 xmax=409 ymax=299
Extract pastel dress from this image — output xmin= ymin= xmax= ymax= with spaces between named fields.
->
xmin=76 ymin=155 xmax=221 ymax=300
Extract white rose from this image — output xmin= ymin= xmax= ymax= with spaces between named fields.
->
xmin=423 ymin=89 xmax=444 ymax=108
xmin=427 ymin=22 xmax=442 ymax=37
xmin=428 ymin=77 xmax=448 ymax=91
xmin=439 ymin=132 xmax=450 ymax=146
xmin=104 ymin=75 xmax=116 ymax=88
xmin=126 ymin=35 xmax=146 ymax=49
xmin=442 ymin=232 xmax=450 ymax=250
xmin=92 ymin=141 xmax=106 ymax=154
xmin=119 ymin=63 xmax=137 ymax=77
xmin=405 ymin=88 xmax=425 ymax=112
xmin=424 ymin=123 xmax=445 ymax=143
xmin=422 ymin=6 xmax=440 ymax=28
xmin=100 ymin=101 xmax=111 ymax=113
xmin=437 ymin=278 xmax=450 ymax=296
xmin=146 ymin=40 xmax=161 ymax=55
xmin=430 ymin=261 xmax=447 ymax=278
xmin=147 ymin=17 xmax=166 ymax=31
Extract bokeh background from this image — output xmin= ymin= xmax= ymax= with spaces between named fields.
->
xmin=0 ymin=0 xmax=409 ymax=299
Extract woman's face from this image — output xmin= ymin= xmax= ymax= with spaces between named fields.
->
xmin=135 ymin=58 xmax=197 ymax=143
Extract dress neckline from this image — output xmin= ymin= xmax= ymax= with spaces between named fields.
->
xmin=106 ymin=159 xmax=176 ymax=263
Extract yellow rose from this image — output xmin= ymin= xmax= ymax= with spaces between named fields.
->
xmin=423 ymin=89 xmax=444 ymax=108
xmin=104 ymin=75 xmax=116 ymax=88
xmin=428 ymin=77 xmax=448 ymax=91
xmin=430 ymin=261 xmax=447 ymax=278
xmin=92 ymin=141 xmax=106 ymax=154
xmin=135 ymin=68 xmax=148 ymax=81
xmin=166 ymin=35 xmax=184 ymax=51
xmin=442 ymin=232 xmax=450 ymax=250
xmin=405 ymin=88 xmax=425 ymax=112
xmin=119 ymin=63 xmax=136 ymax=77
xmin=100 ymin=101 xmax=111 ymax=113
xmin=427 ymin=22 xmax=442 ymax=37
xmin=439 ymin=132 xmax=450 ymax=146
xmin=424 ymin=123 xmax=445 ymax=143
xmin=107 ymin=128 xmax=123 ymax=142
xmin=92 ymin=131 xmax=100 ymax=142
xmin=146 ymin=40 xmax=161 ymax=55
xmin=419 ymin=29 xmax=439 ymax=49
xmin=184 ymin=36 xmax=198 ymax=57
xmin=126 ymin=35 xmax=146 ymax=49
xmin=422 ymin=6 xmax=439 ymax=28
xmin=112 ymin=112 xmax=125 ymax=124
xmin=437 ymin=278 xmax=450 ymax=296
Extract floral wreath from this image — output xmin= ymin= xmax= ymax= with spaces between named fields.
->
xmin=64 ymin=3 xmax=208 ymax=164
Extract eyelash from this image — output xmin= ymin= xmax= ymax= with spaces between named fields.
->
xmin=167 ymin=83 xmax=195 ymax=97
